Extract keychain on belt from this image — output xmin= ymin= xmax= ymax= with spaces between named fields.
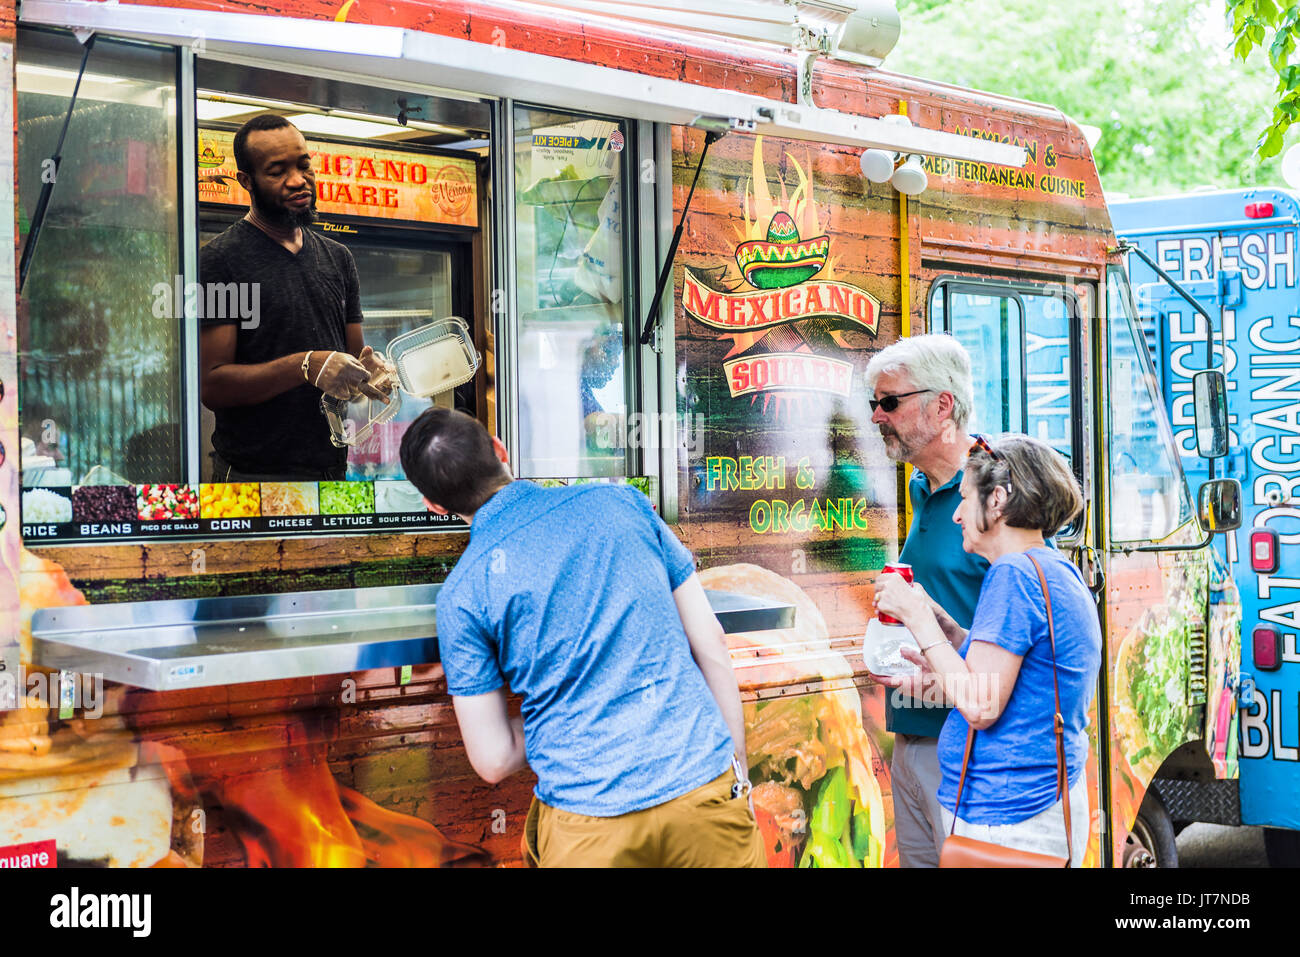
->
xmin=730 ymin=754 xmax=752 ymax=800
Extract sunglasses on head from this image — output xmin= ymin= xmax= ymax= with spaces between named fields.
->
xmin=869 ymin=389 xmax=932 ymax=413
xmin=969 ymin=433 xmax=1001 ymax=460
xmin=969 ymin=434 xmax=1014 ymax=492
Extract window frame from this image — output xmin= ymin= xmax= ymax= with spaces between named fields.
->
xmin=505 ymin=101 xmax=645 ymax=482
xmin=1103 ymin=264 xmax=1201 ymax=548
xmin=16 ymin=37 xmax=659 ymax=547
xmin=937 ymin=280 xmax=1030 ymax=434
xmin=930 ymin=274 xmax=1085 ymax=509
xmin=16 ymin=27 xmax=190 ymax=490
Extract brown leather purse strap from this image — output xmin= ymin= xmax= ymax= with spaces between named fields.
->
xmin=948 ymin=553 xmax=1073 ymax=865
xmin=949 ymin=727 xmax=975 ymax=837
xmin=1027 ymin=552 xmax=1073 ymax=867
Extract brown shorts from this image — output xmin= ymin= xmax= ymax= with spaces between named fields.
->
xmin=522 ymin=770 xmax=767 ymax=868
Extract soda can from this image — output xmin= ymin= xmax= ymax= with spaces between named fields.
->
xmin=883 ymin=562 xmax=914 ymax=583
xmin=878 ymin=562 xmax=914 ymax=624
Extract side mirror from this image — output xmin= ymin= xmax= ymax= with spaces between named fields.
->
xmin=1192 ymin=369 xmax=1230 ymax=458
xmin=1198 ymin=478 xmax=1242 ymax=533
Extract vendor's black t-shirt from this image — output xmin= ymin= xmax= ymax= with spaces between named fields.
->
xmin=200 ymin=220 xmax=363 ymax=477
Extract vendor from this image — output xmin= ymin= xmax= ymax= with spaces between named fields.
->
xmin=199 ymin=114 xmax=390 ymax=481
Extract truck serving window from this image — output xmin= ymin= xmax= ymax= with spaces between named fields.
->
xmin=16 ymin=33 xmax=646 ymax=547
xmin=512 ymin=106 xmax=634 ymax=479
xmin=17 ymin=35 xmax=503 ymax=545
xmin=17 ymin=31 xmax=185 ymax=532
xmin=1105 ymin=266 xmax=1196 ymax=543
xmin=932 ymin=278 xmax=1079 ymax=467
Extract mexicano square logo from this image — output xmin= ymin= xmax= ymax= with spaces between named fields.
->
xmin=198 ymin=132 xmax=226 ymax=169
xmin=682 ymin=137 xmax=880 ymax=407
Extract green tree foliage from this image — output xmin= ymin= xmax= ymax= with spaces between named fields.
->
xmin=1227 ymin=0 xmax=1300 ymax=157
xmin=890 ymin=0 xmax=1292 ymax=195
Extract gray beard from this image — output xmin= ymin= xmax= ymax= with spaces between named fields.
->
xmin=880 ymin=430 xmax=910 ymax=462
xmin=881 ymin=423 xmax=939 ymax=463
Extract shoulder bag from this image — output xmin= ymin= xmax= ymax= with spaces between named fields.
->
xmin=938 ymin=553 xmax=1075 ymax=868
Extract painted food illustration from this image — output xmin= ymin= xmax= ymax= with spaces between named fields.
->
xmin=5 ymin=549 xmax=198 ymax=868
xmin=735 ymin=211 xmax=829 ymax=289
xmin=1112 ymin=575 xmax=1202 ymax=784
xmin=699 ymin=563 xmax=886 ymax=868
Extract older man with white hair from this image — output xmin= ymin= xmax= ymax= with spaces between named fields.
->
xmin=865 ymin=333 xmax=990 ymax=867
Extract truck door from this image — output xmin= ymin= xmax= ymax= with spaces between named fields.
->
xmin=930 ymin=274 xmax=1103 ymax=864
xmin=1131 ymin=265 xmax=1247 ymax=523
xmin=930 ymin=275 xmax=1086 ymax=514
xmin=1103 ymin=263 xmax=1236 ymax=866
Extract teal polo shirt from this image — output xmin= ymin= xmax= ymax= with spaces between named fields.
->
xmin=885 ymin=466 xmax=990 ymax=738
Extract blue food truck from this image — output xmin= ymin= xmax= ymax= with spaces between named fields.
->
xmin=1112 ymin=188 xmax=1300 ymax=865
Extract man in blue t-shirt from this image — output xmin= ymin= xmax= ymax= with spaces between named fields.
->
xmin=864 ymin=334 xmax=989 ymax=867
xmin=399 ymin=408 xmax=764 ymax=867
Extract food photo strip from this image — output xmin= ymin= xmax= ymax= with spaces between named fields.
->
xmin=19 ymin=479 xmax=464 ymax=542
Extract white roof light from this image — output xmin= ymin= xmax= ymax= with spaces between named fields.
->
xmin=196 ymin=98 xmax=258 ymax=121
xmin=890 ymin=154 xmax=927 ymax=195
xmin=286 ymin=112 xmax=408 ymax=139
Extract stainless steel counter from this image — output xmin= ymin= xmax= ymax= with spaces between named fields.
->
xmin=32 ymin=584 xmax=794 ymax=691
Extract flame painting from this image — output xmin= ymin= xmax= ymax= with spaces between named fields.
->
xmin=682 ymin=136 xmax=878 ymax=417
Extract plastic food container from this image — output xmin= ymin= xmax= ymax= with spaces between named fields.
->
xmin=322 ymin=387 xmax=402 ymax=449
xmin=387 ymin=317 xmax=479 ymax=399
xmin=862 ymin=618 xmax=922 ymax=677
xmin=322 ymin=318 xmax=479 ymax=447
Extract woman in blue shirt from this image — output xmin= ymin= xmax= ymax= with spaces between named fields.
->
xmin=875 ymin=434 xmax=1101 ymax=865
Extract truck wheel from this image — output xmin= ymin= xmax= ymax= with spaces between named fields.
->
xmin=1264 ymin=828 xmax=1300 ymax=867
xmin=1126 ymin=792 xmax=1178 ymax=868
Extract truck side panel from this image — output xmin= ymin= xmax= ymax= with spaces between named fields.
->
xmin=1113 ymin=189 xmax=1300 ymax=832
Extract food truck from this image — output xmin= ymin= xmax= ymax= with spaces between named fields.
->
xmin=1112 ymin=188 xmax=1300 ymax=866
xmin=0 ymin=0 xmax=1238 ymax=868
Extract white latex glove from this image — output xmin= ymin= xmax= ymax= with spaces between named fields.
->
xmin=357 ymin=345 xmax=397 ymax=400
xmin=312 ymin=350 xmax=386 ymax=402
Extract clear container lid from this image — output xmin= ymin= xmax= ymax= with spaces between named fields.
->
xmin=78 ymin=465 xmax=132 ymax=486
xmin=387 ymin=317 xmax=479 ymax=399
xmin=322 ymin=386 xmax=402 ymax=448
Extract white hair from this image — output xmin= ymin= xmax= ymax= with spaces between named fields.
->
xmin=863 ymin=333 xmax=974 ymax=431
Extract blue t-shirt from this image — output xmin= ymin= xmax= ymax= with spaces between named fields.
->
xmin=435 ymin=481 xmax=734 ymax=817
xmin=937 ymin=547 xmax=1102 ymax=824
xmin=886 ymin=467 xmax=990 ymax=737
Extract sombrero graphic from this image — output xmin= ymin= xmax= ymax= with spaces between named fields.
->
xmin=197 ymin=136 xmax=226 ymax=169
xmin=735 ymin=211 xmax=829 ymax=289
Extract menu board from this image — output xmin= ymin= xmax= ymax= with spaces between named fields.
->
xmin=197 ymin=128 xmax=479 ymax=228
xmin=19 ymin=480 xmax=466 ymax=543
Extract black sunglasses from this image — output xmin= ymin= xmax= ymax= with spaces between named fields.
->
xmin=869 ymin=389 xmax=932 ymax=413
